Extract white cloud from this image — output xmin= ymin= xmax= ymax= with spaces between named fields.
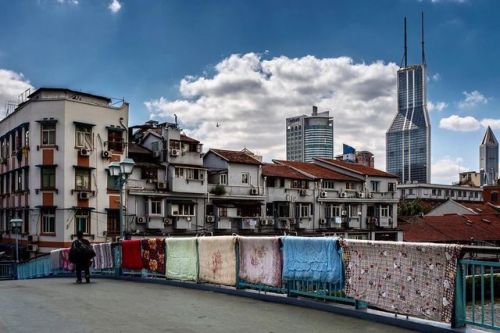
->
xmin=432 ymin=157 xmax=468 ymax=184
xmin=108 ymin=0 xmax=122 ymax=13
xmin=145 ymin=53 xmax=399 ymax=170
xmin=458 ymin=90 xmax=489 ymax=109
xmin=480 ymin=118 xmax=500 ymax=130
xmin=56 ymin=0 xmax=79 ymax=4
xmin=439 ymin=115 xmax=480 ymax=132
xmin=0 ymin=69 xmax=33 ymax=117
xmin=431 ymin=73 xmax=440 ymax=81
xmin=428 ymin=101 xmax=448 ymax=112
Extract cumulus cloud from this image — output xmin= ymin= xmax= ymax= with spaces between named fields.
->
xmin=432 ymin=157 xmax=468 ymax=184
xmin=439 ymin=115 xmax=480 ymax=132
xmin=108 ymin=0 xmax=122 ymax=13
xmin=0 ymin=69 xmax=33 ymax=117
xmin=145 ymin=53 xmax=399 ymax=169
xmin=458 ymin=90 xmax=489 ymax=109
xmin=428 ymin=101 xmax=448 ymax=112
xmin=480 ymin=119 xmax=500 ymax=130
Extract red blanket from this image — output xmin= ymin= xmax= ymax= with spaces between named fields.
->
xmin=121 ymin=240 xmax=142 ymax=270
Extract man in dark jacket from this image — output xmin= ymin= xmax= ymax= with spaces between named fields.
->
xmin=70 ymin=231 xmax=94 ymax=284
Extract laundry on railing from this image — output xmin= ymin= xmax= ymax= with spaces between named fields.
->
xmin=60 ymin=248 xmax=74 ymax=271
xmin=50 ymin=249 xmax=62 ymax=270
xmin=121 ymin=240 xmax=142 ymax=270
xmin=112 ymin=243 xmax=121 ymax=268
xmin=142 ymin=238 xmax=165 ymax=274
xmin=238 ymin=236 xmax=282 ymax=287
xmin=282 ymin=236 xmax=342 ymax=284
xmin=165 ymin=237 xmax=198 ymax=281
xmin=340 ymin=240 xmax=462 ymax=323
xmin=92 ymin=243 xmax=114 ymax=270
xmin=198 ymin=236 xmax=237 ymax=286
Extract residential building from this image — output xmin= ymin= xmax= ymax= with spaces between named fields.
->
xmin=480 ymin=126 xmax=499 ymax=186
xmin=0 ymin=88 xmax=129 ymax=252
xmin=386 ymin=17 xmax=431 ymax=184
xmin=355 ymin=151 xmax=375 ymax=168
xmin=397 ymin=183 xmax=483 ymax=202
xmin=286 ymin=106 xmax=334 ymax=162
xmin=458 ymin=171 xmax=481 ymax=187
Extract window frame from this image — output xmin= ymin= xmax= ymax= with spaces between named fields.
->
xmin=149 ymin=198 xmax=163 ymax=216
xmin=75 ymin=210 xmax=90 ymax=235
xmin=41 ymin=208 xmax=56 ymax=235
xmin=41 ymin=166 xmax=56 ymax=190
xmin=241 ymin=172 xmax=249 ymax=184
xmin=41 ymin=123 xmax=56 ymax=146
xmin=75 ymin=168 xmax=91 ymax=191
xmin=75 ymin=124 xmax=92 ymax=148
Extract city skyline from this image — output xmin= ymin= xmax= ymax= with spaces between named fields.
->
xmin=1 ymin=1 xmax=500 ymax=184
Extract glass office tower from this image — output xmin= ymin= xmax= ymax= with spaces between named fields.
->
xmin=386 ymin=64 xmax=431 ymax=183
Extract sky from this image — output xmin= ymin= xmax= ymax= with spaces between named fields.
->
xmin=0 ymin=0 xmax=499 ymax=184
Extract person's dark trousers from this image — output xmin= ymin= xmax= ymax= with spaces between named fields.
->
xmin=75 ymin=262 xmax=90 ymax=283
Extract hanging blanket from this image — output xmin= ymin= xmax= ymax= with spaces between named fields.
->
xmin=141 ymin=238 xmax=165 ymax=274
xmin=92 ymin=243 xmax=114 ymax=269
xmin=121 ymin=240 xmax=143 ymax=270
xmin=112 ymin=243 xmax=121 ymax=268
xmin=50 ymin=249 xmax=62 ymax=270
xmin=238 ymin=236 xmax=282 ymax=287
xmin=165 ymin=237 xmax=198 ymax=281
xmin=92 ymin=243 xmax=102 ymax=269
xmin=282 ymin=236 xmax=342 ymax=284
xmin=340 ymin=240 xmax=462 ymax=323
xmin=60 ymin=248 xmax=74 ymax=271
xmin=198 ymin=236 xmax=237 ymax=286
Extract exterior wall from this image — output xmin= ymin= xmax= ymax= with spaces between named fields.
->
xmin=398 ymin=183 xmax=483 ymax=202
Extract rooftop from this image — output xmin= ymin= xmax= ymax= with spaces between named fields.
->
xmin=209 ymin=149 xmax=262 ymax=165
xmin=315 ymin=158 xmax=398 ymax=178
xmin=274 ymin=160 xmax=360 ymax=181
xmin=262 ymin=164 xmax=312 ymax=180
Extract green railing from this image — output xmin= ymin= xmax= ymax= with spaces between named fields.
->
xmin=455 ymin=258 xmax=500 ymax=331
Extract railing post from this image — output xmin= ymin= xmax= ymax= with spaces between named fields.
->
xmin=452 ymin=261 xmax=466 ymax=328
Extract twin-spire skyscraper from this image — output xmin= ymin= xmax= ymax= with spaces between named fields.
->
xmin=386 ymin=13 xmax=431 ymax=184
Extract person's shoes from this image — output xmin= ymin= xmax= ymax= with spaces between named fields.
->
xmin=76 ymin=280 xmax=82 ymax=284
xmin=85 ymin=275 xmax=90 ymax=283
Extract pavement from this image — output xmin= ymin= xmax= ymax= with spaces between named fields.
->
xmin=0 ymin=278 xmax=416 ymax=333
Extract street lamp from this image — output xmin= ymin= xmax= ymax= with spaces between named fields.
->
xmin=109 ymin=158 xmax=135 ymax=240
xmin=9 ymin=218 xmax=23 ymax=263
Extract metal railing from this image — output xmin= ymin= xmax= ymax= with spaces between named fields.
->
xmin=0 ymin=261 xmax=16 ymax=280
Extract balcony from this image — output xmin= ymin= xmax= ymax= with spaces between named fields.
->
xmin=208 ymin=184 xmax=264 ymax=199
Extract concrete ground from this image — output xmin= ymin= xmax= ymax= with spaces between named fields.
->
xmin=0 ymin=278 xmax=415 ymax=333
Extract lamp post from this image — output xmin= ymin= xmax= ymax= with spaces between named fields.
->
xmin=109 ymin=158 xmax=135 ymax=240
xmin=9 ymin=218 xmax=23 ymax=263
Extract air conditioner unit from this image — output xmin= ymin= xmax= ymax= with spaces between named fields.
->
xmin=299 ymin=189 xmax=307 ymax=196
xmin=250 ymin=188 xmax=258 ymax=195
xmin=358 ymin=192 xmax=365 ymax=198
xmin=263 ymin=219 xmax=274 ymax=226
xmin=27 ymin=244 xmax=38 ymax=252
xmin=206 ymin=215 xmax=215 ymax=223
xmin=157 ymin=182 xmax=167 ymax=189
xmin=78 ymin=192 xmax=91 ymax=200
xmin=186 ymin=216 xmax=192 ymax=222
xmin=340 ymin=192 xmax=347 ymax=198
xmin=28 ymin=235 xmax=39 ymax=243
xmin=368 ymin=193 xmax=374 ymax=198
xmin=163 ymin=217 xmax=172 ymax=225
xmin=341 ymin=210 xmax=347 ymax=216
xmin=79 ymin=148 xmax=91 ymax=156
xmin=146 ymin=179 xmax=155 ymax=184
xmin=136 ymin=216 xmax=146 ymax=224
xmin=319 ymin=219 xmax=327 ymax=225
xmin=320 ymin=191 xmax=327 ymax=198
xmin=170 ymin=149 xmax=179 ymax=157
xmin=101 ymin=150 xmax=111 ymax=159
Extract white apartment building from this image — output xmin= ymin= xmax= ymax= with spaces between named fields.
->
xmin=0 ymin=88 xmax=128 ymax=253
xmin=397 ymin=183 xmax=483 ymax=202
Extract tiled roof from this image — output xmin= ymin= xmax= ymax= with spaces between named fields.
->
xmin=400 ymin=213 xmax=500 ymax=242
xmin=315 ymin=158 xmax=398 ymax=178
xmin=209 ymin=149 xmax=262 ymax=165
xmin=128 ymin=142 xmax=153 ymax=155
xmin=262 ymin=164 xmax=312 ymax=180
xmin=180 ymin=134 xmax=200 ymax=144
xmin=460 ymin=202 xmax=500 ymax=215
xmin=274 ymin=160 xmax=360 ymax=181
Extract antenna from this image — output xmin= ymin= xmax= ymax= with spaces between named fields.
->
xmin=421 ymin=12 xmax=426 ymax=65
xmin=401 ymin=17 xmax=408 ymax=68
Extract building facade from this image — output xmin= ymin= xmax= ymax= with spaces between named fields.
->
xmin=286 ymin=106 xmax=334 ymax=162
xmin=397 ymin=183 xmax=483 ymax=202
xmin=480 ymin=126 xmax=499 ymax=186
xmin=0 ymin=88 xmax=128 ymax=252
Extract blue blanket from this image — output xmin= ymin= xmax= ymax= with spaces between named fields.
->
xmin=282 ymin=236 xmax=342 ymax=284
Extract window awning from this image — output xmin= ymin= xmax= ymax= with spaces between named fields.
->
xmin=36 ymin=118 xmax=58 ymax=124
xmin=106 ymin=126 xmax=125 ymax=132
xmin=74 ymin=121 xmax=95 ymax=127
xmin=73 ymin=165 xmax=96 ymax=170
xmin=35 ymin=164 xmax=57 ymax=168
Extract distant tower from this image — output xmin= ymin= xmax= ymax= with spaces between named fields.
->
xmin=386 ymin=13 xmax=431 ymax=183
xmin=480 ymin=126 xmax=499 ymax=185
xmin=286 ymin=106 xmax=334 ymax=162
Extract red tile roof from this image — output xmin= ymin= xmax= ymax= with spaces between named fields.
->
xmin=274 ymin=160 xmax=361 ymax=181
xmin=262 ymin=164 xmax=312 ymax=180
xmin=209 ymin=149 xmax=262 ymax=165
xmin=180 ymin=134 xmax=200 ymax=144
xmin=315 ymin=158 xmax=398 ymax=178
xmin=400 ymin=214 xmax=500 ymax=242
xmin=460 ymin=202 xmax=500 ymax=215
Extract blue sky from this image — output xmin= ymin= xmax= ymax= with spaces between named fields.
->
xmin=0 ymin=0 xmax=499 ymax=183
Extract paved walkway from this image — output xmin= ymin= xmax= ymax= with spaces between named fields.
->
xmin=0 ymin=278 xmax=415 ymax=333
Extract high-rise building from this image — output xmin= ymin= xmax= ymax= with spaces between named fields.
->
xmin=286 ymin=106 xmax=334 ymax=162
xmin=386 ymin=14 xmax=431 ymax=184
xmin=480 ymin=126 xmax=498 ymax=186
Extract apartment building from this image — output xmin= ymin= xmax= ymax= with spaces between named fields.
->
xmin=397 ymin=183 xmax=483 ymax=202
xmin=0 ymin=88 xmax=128 ymax=252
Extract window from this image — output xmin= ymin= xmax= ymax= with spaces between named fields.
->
xmin=325 ymin=205 xmax=341 ymax=218
xmin=169 ymin=140 xmax=181 ymax=150
xmin=492 ymin=192 xmax=498 ymax=203
xmin=432 ymin=189 xmax=436 ymax=196
xmin=346 ymin=182 xmax=355 ymax=190
xmin=241 ymin=173 xmax=249 ymax=184
xmin=24 ymin=130 xmax=29 ymax=147
xmin=41 ymin=123 xmax=56 ymax=145
xmin=141 ymin=167 xmax=157 ymax=181
xmin=218 ymin=207 xmax=228 ymax=217
xmin=16 ymin=171 xmax=22 ymax=191
xmin=292 ymin=180 xmax=307 ymax=189
xmin=107 ymin=174 xmax=121 ymax=191
xmin=107 ymin=130 xmax=123 ymax=152
xmin=219 ymin=174 xmax=227 ymax=185
xmin=41 ymin=167 xmax=56 ymax=189
xmin=279 ymin=178 xmax=285 ymax=188
xmin=371 ymin=181 xmax=379 ymax=192
xmin=277 ymin=204 xmax=289 ymax=218
xmin=266 ymin=177 xmax=275 ymax=188
xmin=151 ymin=141 xmax=160 ymax=152
xmin=150 ymin=199 xmax=163 ymax=215
xmin=186 ymin=168 xmax=204 ymax=180
xmin=388 ymin=182 xmax=395 ymax=192
xmin=41 ymin=208 xmax=56 ymax=234
xmin=348 ymin=205 xmax=360 ymax=217
xmin=75 ymin=210 xmax=90 ymax=235
xmin=24 ymin=169 xmax=29 ymax=191
xmin=380 ymin=206 xmax=390 ymax=217
xmin=177 ymin=204 xmax=195 ymax=216
xmin=323 ymin=180 xmax=335 ymax=189
xmin=75 ymin=125 xmax=92 ymax=148
xmin=75 ymin=168 xmax=91 ymax=191
xmin=175 ymin=168 xmax=184 ymax=178
xmin=295 ymin=203 xmax=311 ymax=218
xmin=107 ymin=210 xmax=120 ymax=235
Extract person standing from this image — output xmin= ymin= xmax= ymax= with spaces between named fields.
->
xmin=69 ymin=231 xmax=95 ymax=284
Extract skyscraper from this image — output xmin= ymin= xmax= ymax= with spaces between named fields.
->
xmin=480 ymin=126 xmax=499 ymax=186
xmin=386 ymin=14 xmax=431 ymax=184
xmin=286 ymin=106 xmax=334 ymax=162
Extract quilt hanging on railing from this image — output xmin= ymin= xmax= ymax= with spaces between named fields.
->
xmin=238 ymin=236 xmax=282 ymax=287
xmin=92 ymin=243 xmax=113 ymax=270
xmin=198 ymin=236 xmax=237 ymax=286
xmin=282 ymin=236 xmax=343 ymax=284
xmin=340 ymin=240 xmax=462 ymax=323
xmin=141 ymin=238 xmax=165 ymax=274
xmin=165 ymin=237 xmax=198 ymax=281
xmin=121 ymin=240 xmax=143 ymax=270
